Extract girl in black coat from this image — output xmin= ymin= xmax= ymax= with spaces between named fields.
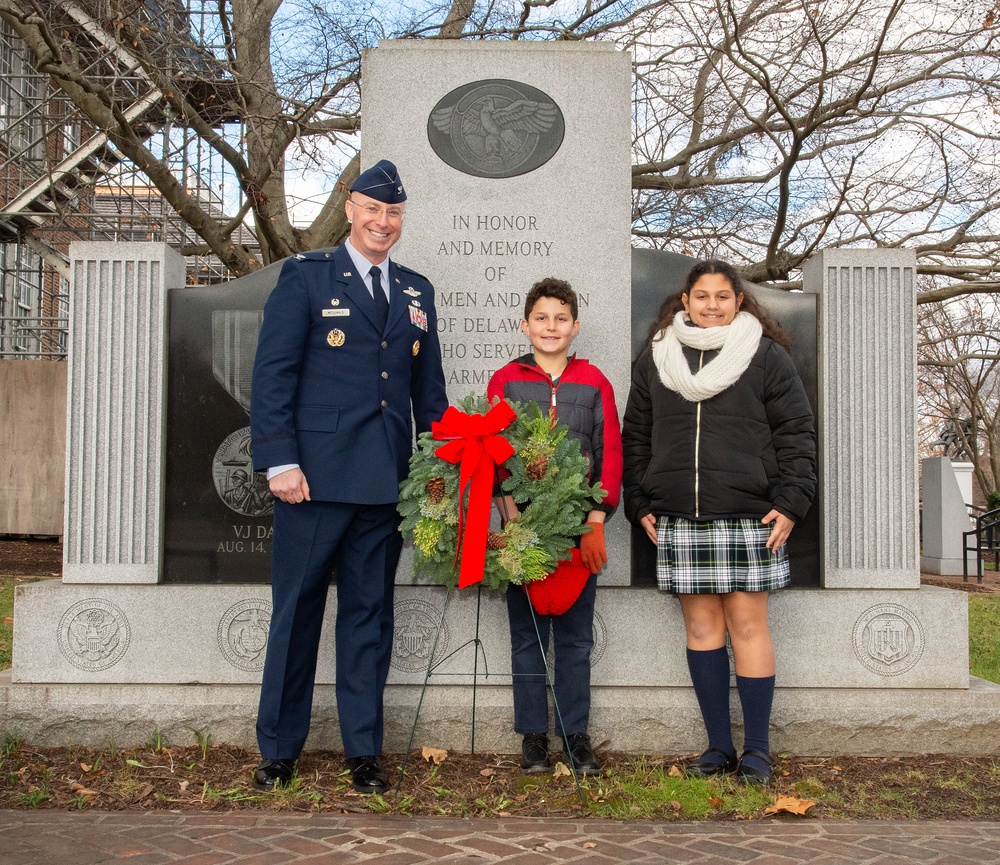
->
xmin=623 ymin=260 xmax=816 ymax=785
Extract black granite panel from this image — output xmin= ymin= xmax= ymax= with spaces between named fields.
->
xmin=629 ymin=249 xmax=821 ymax=588
xmin=164 ymin=248 xmax=819 ymax=586
xmin=163 ymin=262 xmax=287 ymax=583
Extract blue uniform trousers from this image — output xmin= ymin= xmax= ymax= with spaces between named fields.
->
xmin=505 ymin=573 xmax=598 ymax=738
xmin=256 ymin=499 xmax=401 ymax=760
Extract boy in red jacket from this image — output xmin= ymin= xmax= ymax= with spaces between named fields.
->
xmin=487 ymin=278 xmax=622 ymax=775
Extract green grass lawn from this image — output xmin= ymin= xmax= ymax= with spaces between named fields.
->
xmin=0 ymin=576 xmax=15 ymax=669
xmin=970 ymin=594 xmax=1000 ymax=684
xmin=0 ymin=576 xmax=40 ymax=669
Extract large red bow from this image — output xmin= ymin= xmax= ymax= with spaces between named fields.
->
xmin=432 ymin=401 xmax=517 ymax=588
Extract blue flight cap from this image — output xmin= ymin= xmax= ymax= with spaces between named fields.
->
xmin=349 ymin=159 xmax=407 ymax=203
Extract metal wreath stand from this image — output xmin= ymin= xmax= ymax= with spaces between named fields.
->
xmin=396 ymin=471 xmax=588 ymax=806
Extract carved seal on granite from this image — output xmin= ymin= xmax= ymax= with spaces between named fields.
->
xmin=212 ymin=426 xmax=274 ymax=517
xmin=391 ymin=598 xmax=450 ymax=673
xmin=543 ymin=609 xmax=607 ymax=670
xmin=57 ymin=599 xmax=131 ymax=671
xmin=590 ymin=609 xmax=608 ymax=668
xmin=428 ymin=79 xmax=565 ymax=178
xmin=217 ymin=599 xmax=272 ymax=672
xmin=852 ymin=603 xmax=924 ymax=676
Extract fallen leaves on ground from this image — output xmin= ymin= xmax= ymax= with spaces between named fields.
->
xmin=2 ymin=745 xmax=1000 ymax=820
xmin=765 ymin=795 xmax=816 ymax=816
xmin=421 ymin=746 xmax=447 ymax=765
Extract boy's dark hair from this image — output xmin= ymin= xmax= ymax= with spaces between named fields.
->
xmin=524 ymin=277 xmax=578 ymax=320
xmin=644 ymin=259 xmax=793 ymax=351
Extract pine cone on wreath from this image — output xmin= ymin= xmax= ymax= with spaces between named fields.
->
xmin=526 ymin=455 xmax=549 ymax=481
xmin=425 ymin=476 xmax=446 ymax=503
xmin=486 ymin=531 xmax=507 ymax=550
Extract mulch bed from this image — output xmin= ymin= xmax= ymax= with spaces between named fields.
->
xmin=2 ymin=743 xmax=1000 ymax=818
xmin=0 ymin=537 xmax=62 ymax=578
xmin=921 ymin=574 xmax=1000 ymax=593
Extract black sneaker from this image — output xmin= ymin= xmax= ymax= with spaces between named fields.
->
xmin=520 ymin=733 xmax=551 ymax=774
xmin=563 ymin=732 xmax=601 ymax=776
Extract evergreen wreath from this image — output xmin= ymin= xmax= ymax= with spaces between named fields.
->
xmin=398 ymin=393 xmax=606 ymax=591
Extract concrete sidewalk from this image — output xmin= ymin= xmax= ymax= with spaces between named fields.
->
xmin=3 ymin=811 xmax=1000 ymax=864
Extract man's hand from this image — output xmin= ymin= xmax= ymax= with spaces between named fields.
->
xmin=762 ymin=509 xmax=794 ymax=552
xmin=640 ymin=513 xmax=657 ymax=545
xmin=270 ymin=467 xmax=311 ymax=504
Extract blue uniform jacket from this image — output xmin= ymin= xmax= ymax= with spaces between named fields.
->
xmin=250 ymin=245 xmax=448 ymax=504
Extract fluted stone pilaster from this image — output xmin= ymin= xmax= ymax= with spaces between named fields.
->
xmin=63 ymin=243 xmax=185 ymax=583
xmin=803 ymin=249 xmax=919 ymax=588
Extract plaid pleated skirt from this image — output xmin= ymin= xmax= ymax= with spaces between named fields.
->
xmin=655 ymin=516 xmax=790 ymax=594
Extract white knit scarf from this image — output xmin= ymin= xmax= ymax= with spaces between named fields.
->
xmin=651 ymin=311 xmax=762 ymax=402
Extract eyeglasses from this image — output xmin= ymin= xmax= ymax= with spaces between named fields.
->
xmin=348 ymin=199 xmax=404 ymax=220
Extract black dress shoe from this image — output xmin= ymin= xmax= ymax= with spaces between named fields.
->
xmin=347 ymin=755 xmax=390 ymax=794
xmin=684 ymin=747 xmax=738 ymax=778
xmin=520 ymin=733 xmax=552 ymax=774
xmin=253 ymin=758 xmax=295 ymax=791
xmin=563 ymin=732 xmax=601 ymax=776
xmin=736 ymin=748 xmax=774 ymax=786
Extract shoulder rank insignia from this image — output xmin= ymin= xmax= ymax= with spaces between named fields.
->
xmin=327 ymin=328 xmax=346 ymax=347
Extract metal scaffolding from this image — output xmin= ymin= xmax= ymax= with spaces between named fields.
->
xmin=0 ymin=2 xmax=259 ymax=359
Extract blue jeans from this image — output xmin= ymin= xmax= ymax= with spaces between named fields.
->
xmin=505 ymin=573 xmax=597 ymax=737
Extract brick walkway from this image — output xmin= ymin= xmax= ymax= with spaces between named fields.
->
xmin=4 ymin=811 xmax=1000 ymax=864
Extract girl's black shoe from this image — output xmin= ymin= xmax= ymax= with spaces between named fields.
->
xmin=736 ymin=748 xmax=774 ymax=785
xmin=684 ymin=747 xmax=737 ymax=778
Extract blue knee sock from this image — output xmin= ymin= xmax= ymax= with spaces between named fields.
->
xmin=686 ymin=647 xmax=735 ymax=761
xmin=736 ymin=674 xmax=775 ymax=770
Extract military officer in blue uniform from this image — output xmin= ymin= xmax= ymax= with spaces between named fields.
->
xmin=249 ymin=160 xmax=448 ymax=793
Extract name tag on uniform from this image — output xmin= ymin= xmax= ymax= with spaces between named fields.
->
xmin=322 ymin=308 xmax=350 ymax=317
xmin=409 ymin=306 xmax=428 ymax=331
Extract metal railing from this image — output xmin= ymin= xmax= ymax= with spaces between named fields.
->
xmin=962 ymin=506 xmax=1000 ymax=584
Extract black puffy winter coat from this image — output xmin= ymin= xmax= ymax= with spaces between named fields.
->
xmin=622 ymin=337 xmax=816 ymax=524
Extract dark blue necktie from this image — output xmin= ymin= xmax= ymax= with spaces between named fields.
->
xmin=370 ymin=266 xmax=388 ymax=332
